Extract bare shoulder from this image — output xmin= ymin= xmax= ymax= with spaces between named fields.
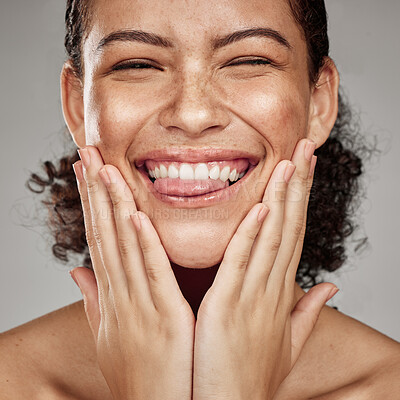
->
xmin=0 ymin=301 xmax=110 ymax=400
xmin=313 ymin=306 xmax=400 ymax=399
xmin=276 ymin=300 xmax=400 ymax=400
xmin=313 ymin=354 xmax=400 ymax=400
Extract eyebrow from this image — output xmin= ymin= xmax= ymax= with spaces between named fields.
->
xmin=213 ymin=28 xmax=292 ymax=51
xmin=96 ymin=30 xmax=174 ymax=52
xmin=96 ymin=27 xmax=292 ymax=52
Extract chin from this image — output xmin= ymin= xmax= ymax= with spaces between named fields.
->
xmin=156 ymin=223 xmax=231 ymax=269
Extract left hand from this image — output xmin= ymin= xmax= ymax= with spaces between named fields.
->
xmin=193 ymin=138 xmax=338 ymax=400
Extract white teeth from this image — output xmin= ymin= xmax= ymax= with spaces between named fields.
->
xmin=160 ymin=164 xmax=168 ymax=178
xmin=229 ymin=168 xmax=237 ymax=182
xmin=195 ymin=163 xmax=209 ymax=180
xmin=168 ymin=164 xmax=179 ymax=179
xmin=220 ymin=166 xmax=230 ymax=182
xmin=179 ymin=163 xmax=194 ymax=180
xmin=148 ymin=163 xmax=248 ymax=182
xmin=209 ymin=165 xmax=220 ymax=180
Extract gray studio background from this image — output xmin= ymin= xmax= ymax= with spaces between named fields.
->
xmin=0 ymin=1 xmax=399 ymax=339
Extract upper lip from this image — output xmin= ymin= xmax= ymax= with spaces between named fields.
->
xmin=135 ymin=147 xmax=262 ymax=167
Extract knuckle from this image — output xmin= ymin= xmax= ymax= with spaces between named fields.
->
xmin=146 ymin=264 xmax=163 ymax=283
xmin=78 ymin=187 xmax=89 ymax=203
xmin=244 ymin=229 xmax=258 ymax=242
xmin=296 ymin=233 xmax=306 ymax=248
xmin=110 ymin=193 xmax=124 ymax=209
xmin=86 ymin=179 xmax=100 ymax=193
xmin=269 ymin=234 xmax=282 ymax=252
xmin=296 ymin=171 xmax=309 ymax=184
xmin=84 ymin=229 xmax=97 ymax=251
xmin=272 ymin=182 xmax=287 ymax=202
xmin=237 ymin=225 xmax=258 ymax=242
xmin=306 ymin=177 xmax=314 ymax=190
xmin=292 ymin=220 xmax=304 ymax=238
xmin=118 ymin=237 xmax=134 ymax=257
xmin=287 ymin=181 xmax=304 ymax=203
xmin=139 ymin=238 xmax=153 ymax=256
xmin=230 ymin=251 xmax=249 ymax=270
xmin=86 ymin=234 xmax=96 ymax=251
xmin=114 ymin=207 xmax=132 ymax=223
xmin=92 ymin=228 xmax=104 ymax=247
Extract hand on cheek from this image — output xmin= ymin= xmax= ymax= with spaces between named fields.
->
xmin=193 ymin=138 xmax=338 ymax=400
xmin=71 ymin=146 xmax=195 ymax=400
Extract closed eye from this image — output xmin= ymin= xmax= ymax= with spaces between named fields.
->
xmin=112 ymin=61 xmax=163 ymax=71
xmin=227 ymin=58 xmax=272 ymax=67
xmin=112 ymin=58 xmax=273 ymax=72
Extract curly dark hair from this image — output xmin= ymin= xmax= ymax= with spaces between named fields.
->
xmin=28 ymin=0 xmax=377 ymax=288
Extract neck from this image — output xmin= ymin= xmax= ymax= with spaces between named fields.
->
xmin=171 ymin=262 xmax=220 ymax=318
xmin=171 ymin=263 xmax=306 ymax=318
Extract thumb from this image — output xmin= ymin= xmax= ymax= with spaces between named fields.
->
xmin=290 ymin=282 xmax=339 ymax=365
xmin=70 ymin=267 xmax=100 ymax=340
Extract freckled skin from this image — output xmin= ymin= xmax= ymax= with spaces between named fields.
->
xmin=80 ymin=0 xmax=313 ymax=268
xmin=2 ymin=2 xmax=399 ymax=399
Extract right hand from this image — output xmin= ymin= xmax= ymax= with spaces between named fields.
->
xmin=71 ymin=146 xmax=195 ymax=400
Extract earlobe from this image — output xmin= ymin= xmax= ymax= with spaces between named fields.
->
xmin=307 ymin=58 xmax=340 ymax=148
xmin=61 ymin=62 xmax=86 ymax=148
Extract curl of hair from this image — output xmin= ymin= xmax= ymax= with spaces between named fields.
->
xmin=27 ymin=152 xmax=91 ymax=268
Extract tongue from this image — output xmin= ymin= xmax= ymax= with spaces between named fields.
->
xmin=154 ymin=178 xmax=229 ymax=196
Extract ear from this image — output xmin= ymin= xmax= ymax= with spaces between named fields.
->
xmin=307 ymin=58 xmax=340 ymax=148
xmin=61 ymin=62 xmax=86 ymax=148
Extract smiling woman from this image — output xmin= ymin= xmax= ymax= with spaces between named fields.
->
xmin=1 ymin=0 xmax=400 ymax=399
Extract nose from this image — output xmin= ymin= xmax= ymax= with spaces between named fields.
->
xmin=159 ymin=65 xmax=230 ymax=137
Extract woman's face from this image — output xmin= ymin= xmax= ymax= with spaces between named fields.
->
xmin=79 ymin=0 xmax=314 ymax=268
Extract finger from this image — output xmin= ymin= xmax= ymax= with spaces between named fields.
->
xmin=70 ymin=267 xmax=101 ymax=341
xmin=79 ymin=146 xmax=128 ymax=292
xmin=290 ymin=283 xmax=338 ymax=365
xmin=240 ymin=160 xmax=295 ymax=297
xmin=99 ymin=165 xmax=152 ymax=303
xmin=266 ymin=139 xmax=316 ymax=291
xmin=284 ymin=155 xmax=317 ymax=290
xmin=131 ymin=211 xmax=186 ymax=313
xmin=210 ymin=203 xmax=269 ymax=303
xmin=73 ymin=160 xmax=109 ymax=293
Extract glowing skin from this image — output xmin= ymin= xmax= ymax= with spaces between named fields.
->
xmin=65 ymin=0 xmax=332 ymax=268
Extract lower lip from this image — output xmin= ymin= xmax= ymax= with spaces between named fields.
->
xmin=137 ymin=165 xmax=257 ymax=208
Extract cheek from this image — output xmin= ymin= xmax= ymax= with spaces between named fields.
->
xmin=84 ymin=82 xmax=159 ymax=161
xmin=222 ymin=79 xmax=308 ymax=158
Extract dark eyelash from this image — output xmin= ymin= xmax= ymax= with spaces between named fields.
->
xmin=229 ymin=59 xmax=272 ymax=67
xmin=112 ymin=62 xmax=159 ymax=71
xmin=112 ymin=58 xmax=272 ymax=72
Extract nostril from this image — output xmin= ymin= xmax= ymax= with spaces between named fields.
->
xmin=158 ymin=94 xmax=230 ymax=137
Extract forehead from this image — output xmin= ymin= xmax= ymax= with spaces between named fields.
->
xmin=86 ymin=0 xmax=303 ymax=50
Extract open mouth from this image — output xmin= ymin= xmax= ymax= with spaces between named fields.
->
xmin=138 ymin=158 xmax=254 ymax=197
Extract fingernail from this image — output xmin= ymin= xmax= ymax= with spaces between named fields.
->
xmin=257 ymin=204 xmax=270 ymax=223
xmin=309 ymin=155 xmax=317 ymax=178
xmin=72 ymin=161 xmax=84 ymax=182
xmin=304 ymin=140 xmax=317 ymax=162
xmin=69 ymin=269 xmax=81 ymax=292
xmin=326 ymin=286 xmax=339 ymax=302
xmin=70 ymin=269 xmax=86 ymax=300
xmin=131 ymin=212 xmax=142 ymax=231
xmin=78 ymin=148 xmax=91 ymax=169
xmin=284 ymin=162 xmax=296 ymax=184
